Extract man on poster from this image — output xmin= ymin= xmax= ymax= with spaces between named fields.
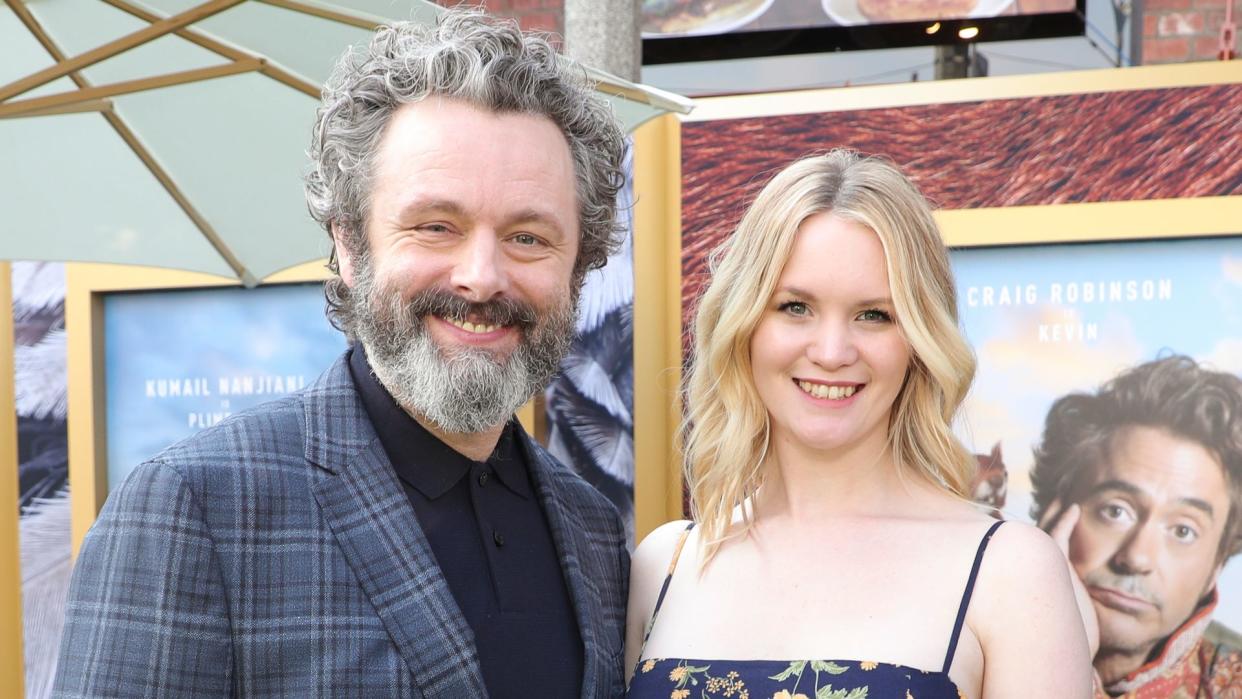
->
xmin=55 ymin=9 xmax=630 ymax=697
xmin=1033 ymin=356 xmax=1242 ymax=696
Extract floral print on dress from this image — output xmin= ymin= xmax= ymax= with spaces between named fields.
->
xmin=629 ymin=658 xmax=963 ymax=698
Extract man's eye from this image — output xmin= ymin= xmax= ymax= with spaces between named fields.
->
xmin=419 ymin=223 xmax=452 ymax=234
xmin=1098 ymin=503 xmax=1134 ymax=523
xmin=856 ymin=309 xmax=893 ymax=323
xmin=1171 ymin=524 xmax=1199 ymax=543
xmin=777 ymin=301 xmax=808 ymax=316
xmin=512 ymin=233 xmax=540 ymax=246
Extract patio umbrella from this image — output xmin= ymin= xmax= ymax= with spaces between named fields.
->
xmin=0 ymin=0 xmax=692 ymax=286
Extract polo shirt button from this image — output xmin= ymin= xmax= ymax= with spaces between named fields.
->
xmin=478 ymin=471 xmax=489 ymax=487
xmin=493 ymin=529 xmax=505 ymax=547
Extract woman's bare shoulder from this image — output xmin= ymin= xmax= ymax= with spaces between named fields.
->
xmin=626 ymin=519 xmax=696 ymax=672
xmin=632 ymin=519 xmax=696 ymax=585
xmin=968 ymin=519 xmax=1082 ymax=627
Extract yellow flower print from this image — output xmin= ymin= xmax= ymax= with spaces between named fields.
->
xmin=859 ymin=661 xmax=878 ymax=671
xmin=671 ymin=690 xmax=690 ymax=699
xmin=772 ymin=691 xmax=810 ymax=699
xmin=642 ymin=659 xmax=656 ymax=673
xmin=669 ymin=666 xmax=688 ymax=682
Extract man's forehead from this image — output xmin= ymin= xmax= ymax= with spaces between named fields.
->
xmin=1085 ymin=425 xmax=1229 ymax=508
xmin=369 ymin=97 xmax=579 ymax=227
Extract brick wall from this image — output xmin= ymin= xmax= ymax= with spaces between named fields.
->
xmin=433 ymin=0 xmax=565 ymax=39
xmin=1142 ymin=0 xmax=1240 ymax=63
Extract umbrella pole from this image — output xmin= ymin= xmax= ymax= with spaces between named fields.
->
xmin=0 ymin=262 xmax=27 ymax=695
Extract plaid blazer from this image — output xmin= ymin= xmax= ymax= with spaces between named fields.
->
xmin=54 ymin=354 xmax=630 ymax=698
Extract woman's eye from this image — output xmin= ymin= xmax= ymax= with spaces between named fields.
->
xmin=777 ymin=301 xmax=808 ymax=316
xmin=856 ymin=309 xmax=893 ymax=323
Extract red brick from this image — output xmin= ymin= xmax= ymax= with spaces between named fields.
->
xmin=1144 ymin=14 xmax=1159 ymax=36
xmin=1203 ymin=10 xmax=1227 ymax=31
xmin=517 ymin=11 xmax=561 ymax=35
xmin=510 ymin=0 xmax=542 ymax=11
xmin=1159 ymin=11 xmax=1206 ymax=35
xmin=1143 ymin=36 xmax=1192 ymax=61
xmin=1194 ymin=34 xmax=1238 ymax=57
xmin=1191 ymin=0 xmax=1227 ymax=8
xmin=1146 ymin=0 xmax=1192 ymax=9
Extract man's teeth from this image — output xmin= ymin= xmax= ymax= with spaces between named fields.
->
xmin=445 ymin=317 xmax=499 ymax=334
xmin=797 ymin=381 xmax=857 ymax=400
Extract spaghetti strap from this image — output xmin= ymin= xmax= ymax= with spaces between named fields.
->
xmin=640 ymin=522 xmax=696 ymax=648
xmin=942 ymin=520 xmax=1005 ymax=674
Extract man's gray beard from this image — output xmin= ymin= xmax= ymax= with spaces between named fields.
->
xmin=348 ymin=261 xmax=576 ymax=434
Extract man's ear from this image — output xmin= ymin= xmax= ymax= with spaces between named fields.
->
xmin=331 ymin=222 xmax=356 ymax=288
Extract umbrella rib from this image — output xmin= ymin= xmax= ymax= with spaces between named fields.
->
xmin=0 ymin=98 xmax=113 ymax=119
xmin=4 ymin=0 xmax=258 ymax=286
xmin=98 ymin=0 xmax=321 ymax=98
xmin=106 ymin=114 xmax=260 ymax=287
xmin=0 ymin=0 xmax=247 ymax=103
xmin=254 ymin=0 xmax=379 ymax=30
xmin=0 ymin=60 xmax=262 ymax=118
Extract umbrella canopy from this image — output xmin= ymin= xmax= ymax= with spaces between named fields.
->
xmin=0 ymin=0 xmax=692 ymax=286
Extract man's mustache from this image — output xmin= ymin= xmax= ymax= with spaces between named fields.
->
xmin=401 ymin=287 xmax=538 ymax=329
xmin=1082 ymin=570 xmax=1163 ymax=610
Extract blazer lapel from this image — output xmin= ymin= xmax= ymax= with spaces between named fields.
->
xmin=520 ymin=433 xmax=608 ymax=698
xmin=304 ymin=356 xmax=486 ymax=699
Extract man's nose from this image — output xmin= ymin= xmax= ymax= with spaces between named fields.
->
xmin=806 ymin=320 xmax=859 ymax=370
xmin=1111 ymin=520 xmax=1157 ymax=576
xmin=450 ymin=232 xmax=508 ymax=303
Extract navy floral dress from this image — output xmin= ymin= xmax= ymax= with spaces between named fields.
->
xmin=627 ymin=521 xmax=1003 ymax=699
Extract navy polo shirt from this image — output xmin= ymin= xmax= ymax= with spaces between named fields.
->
xmin=348 ymin=346 xmax=584 ymax=697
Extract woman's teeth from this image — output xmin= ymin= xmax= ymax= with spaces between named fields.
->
xmin=445 ymin=317 xmax=499 ymax=334
xmin=797 ymin=381 xmax=857 ymax=400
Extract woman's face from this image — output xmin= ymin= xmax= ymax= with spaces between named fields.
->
xmin=749 ymin=213 xmax=911 ymax=459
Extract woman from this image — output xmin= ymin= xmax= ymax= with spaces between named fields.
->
xmin=626 ymin=151 xmax=1093 ymax=698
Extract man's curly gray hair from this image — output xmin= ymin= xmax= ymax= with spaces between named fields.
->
xmin=304 ymin=9 xmax=627 ymax=336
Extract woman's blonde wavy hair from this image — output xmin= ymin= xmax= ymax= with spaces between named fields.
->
xmin=683 ymin=149 xmax=977 ymax=564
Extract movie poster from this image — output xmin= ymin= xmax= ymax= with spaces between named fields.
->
xmin=953 ymin=235 xmax=1242 ymax=689
xmin=103 ymin=283 xmax=345 ymax=490
xmin=12 ymin=261 xmax=70 ymax=698
xmin=545 ymin=144 xmax=637 ymax=544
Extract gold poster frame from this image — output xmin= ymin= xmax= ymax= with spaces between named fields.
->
xmin=632 ymin=59 xmax=1242 ymax=542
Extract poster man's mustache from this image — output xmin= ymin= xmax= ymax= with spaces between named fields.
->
xmin=1084 ymin=571 xmax=1163 ymax=610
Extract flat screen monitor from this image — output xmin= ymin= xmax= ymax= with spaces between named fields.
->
xmin=642 ymin=0 xmax=1087 ymax=64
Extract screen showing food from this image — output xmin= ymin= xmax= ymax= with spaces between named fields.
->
xmin=642 ymin=0 xmax=1077 ymax=36
xmin=642 ymin=0 xmax=1085 ymax=63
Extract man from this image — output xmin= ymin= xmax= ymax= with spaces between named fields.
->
xmin=1032 ymin=355 xmax=1242 ymax=697
xmin=55 ymin=10 xmax=629 ymax=698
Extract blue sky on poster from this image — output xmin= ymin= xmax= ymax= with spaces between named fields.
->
xmin=104 ymin=284 xmax=346 ymax=491
xmin=951 ymin=235 xmax=1242 ymax=628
